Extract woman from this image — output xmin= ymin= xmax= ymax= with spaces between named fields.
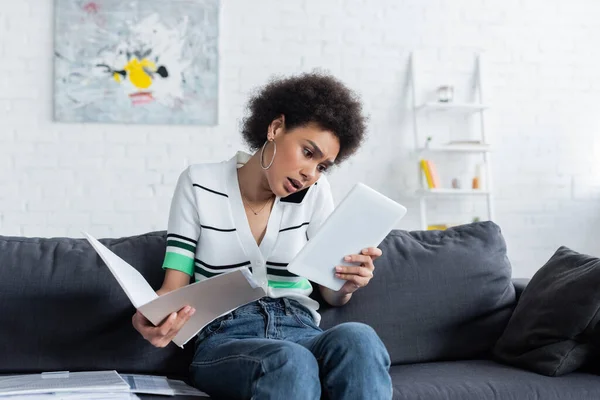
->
xmin=132 ymin=72 xmax=393 ymax=399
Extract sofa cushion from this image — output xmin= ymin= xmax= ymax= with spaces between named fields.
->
xmin=493 ymin=246 xmax=600 ymax=376
xmin=0 ymin=232 xmax=194 ymax=376
xmin=315 ymin=221 xmax=516 ymax=365
xmin=390 ymin=360 xmax=600 ymax=400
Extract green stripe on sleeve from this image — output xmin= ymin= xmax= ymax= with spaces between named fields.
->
xmin=166 ymin=239 xmax=196 ymax=253
xmin=268 ymin=279 xmax=312 ymax=290
xmin=162 ymin=251 xmax=194 ymax=276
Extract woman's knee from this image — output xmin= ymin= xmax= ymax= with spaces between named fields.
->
xmin=259 ymin=342 xmax=321 ymax=397
xmin=329 ymin=322 xmax=378 ymax=342
xmin=327 ymin=323 xmax=390 ymax=360
xmin=263 ymin=342 xmax=319 ymax=377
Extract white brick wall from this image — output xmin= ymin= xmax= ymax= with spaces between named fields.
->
xmin=1 ymin=0 xmax=599 ymax=278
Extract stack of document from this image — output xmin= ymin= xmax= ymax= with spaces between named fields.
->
xmin=0 ymin=371 xmax=208 ymax=398
xmin=0 ymin=371 xmax=137 ymax=399
xmin=0 ymin=393 xmax=137 ymax=399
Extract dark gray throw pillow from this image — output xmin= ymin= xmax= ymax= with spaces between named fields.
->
xmin=317 ymin=221 xmax=516 ymax=365
xmin=493 ymin=246 xmax=600 ymax=376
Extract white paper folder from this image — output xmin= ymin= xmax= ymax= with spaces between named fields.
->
xmin=82 ymin=232 xmax=266 ymax=348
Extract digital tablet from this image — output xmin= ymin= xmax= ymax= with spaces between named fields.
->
xmin=287 ymin=182 xmax=407 ymax=291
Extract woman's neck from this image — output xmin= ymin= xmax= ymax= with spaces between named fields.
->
xmin=237 ymin=153 xmax=275 ymax=203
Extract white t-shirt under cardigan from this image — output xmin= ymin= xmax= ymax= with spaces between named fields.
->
xmin=161 ymin=151 xmax=335 ymax=325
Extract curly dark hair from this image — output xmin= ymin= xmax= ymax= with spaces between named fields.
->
xmin=241 ymin=71 xmax=367 ymax=165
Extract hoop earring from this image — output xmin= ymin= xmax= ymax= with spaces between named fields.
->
xmin=260 ymin=140 xmax=276 ymax=170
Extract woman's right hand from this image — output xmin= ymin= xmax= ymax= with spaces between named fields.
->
xmin=132 ymin=305 xmax=196 ymax=348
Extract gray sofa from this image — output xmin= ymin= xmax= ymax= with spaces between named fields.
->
xmin=1 ymin=221 xmax=599 ymax=399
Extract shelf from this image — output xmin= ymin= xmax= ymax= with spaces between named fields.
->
xmin=410 ymin=51 xmax=495 ymax=231
xmin=418 ymin=143 xmax=492 ymax=153
xmin=417 ymin=188 xmax=491 ymax=196
xmin=415 ymin=102 xmax=488 ymax=113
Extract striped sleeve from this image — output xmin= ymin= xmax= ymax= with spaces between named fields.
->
xmin=306 ymin=176 xmax=335 ymax=240
xmin=162 ymin=167 xmax=200 ymax=276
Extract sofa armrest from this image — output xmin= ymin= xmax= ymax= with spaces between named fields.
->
xmin=512 ymin=278 xmax=530 ymax=302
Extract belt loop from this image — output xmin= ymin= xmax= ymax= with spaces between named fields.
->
xmin=282 ymin=298 xmax=292 ymax=316
xmin=257 ymin=298 xmax=266 ymax=312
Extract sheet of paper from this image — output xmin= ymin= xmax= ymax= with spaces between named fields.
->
xmin=120 ymin=374 xmax=173 ymax=395
xmin=138 ymin=268 xmax=266 ymax=347
xmin=120 ymin=374 xmax=208 ymax=397
xmin=0 ymin=371 xmax=129 ymax=396
xmin=0 ymin=393 xmax=139 ymax=400
xmin=168 ymin=379 xmax=209 ymax=396
xmin=56 ymin=393 xmax=138 ymax=400
xmin=82 ymin=232 xmax=158 ymax=309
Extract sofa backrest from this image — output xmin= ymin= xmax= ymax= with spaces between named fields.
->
xmin=0 ymin=232 xmax=194 ymax=376
xmin=316 ymin=221 xmax=517 ymax=365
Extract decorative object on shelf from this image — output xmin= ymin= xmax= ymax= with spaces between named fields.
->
xmin=54 ymin=0 xmax=219 ymax=125
xmin=451 ymin=178 xmax=461 ymax=189
xmin=472 ymin=164 xmax=485 ymax=190
xmin=425 ymin=136 xmax=433 ymax=148
xmin=437 ymin=85 xmax=454 ymax=102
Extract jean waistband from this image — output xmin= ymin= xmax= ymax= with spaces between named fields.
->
xmin=233 ymin=297 xmax=305 ymax=317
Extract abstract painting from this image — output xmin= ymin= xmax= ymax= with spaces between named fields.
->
xmin=54 ymin=0 xmax=219 ymax=125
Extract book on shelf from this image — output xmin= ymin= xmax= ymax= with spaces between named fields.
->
xmin=420 ymin=159 xmax=440 ymax=189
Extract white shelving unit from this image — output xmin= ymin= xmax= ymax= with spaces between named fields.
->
xmin=410 ymin=51 xmax=495 ymax=230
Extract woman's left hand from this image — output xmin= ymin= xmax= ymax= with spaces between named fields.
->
xmin=335 ymin=247 xmax=383 ymax=295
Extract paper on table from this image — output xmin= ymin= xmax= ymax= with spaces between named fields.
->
xmin=120 ymin=374 xmax=208 ymax=397
xmin=120 ymin=374 xmax=174 ymax=396
xmin=0 ymin=393 xmax=139 ymax=400
xmin=0 ymin=371 xmax=129 ymax=396
xmin=168 ymin=379 xmax=210 ymax=397
xmin=56 ymin=393 xmax=138 ymax=400
xmin=82 ymin=232 xmax=267 ymax=348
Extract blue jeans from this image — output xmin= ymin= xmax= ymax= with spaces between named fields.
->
xmin=189 ymin=297 xmax=392 ymax=399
